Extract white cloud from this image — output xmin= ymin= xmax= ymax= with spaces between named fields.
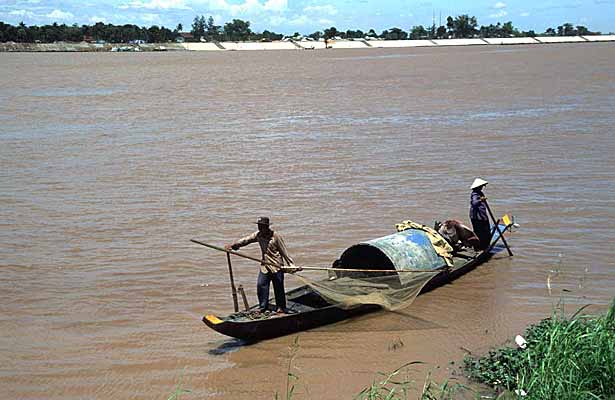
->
xmin=9 ymin=9 xmax=36 ymax=18
xmin=265 ymin=10 xmax=335 ymax=28
xmin=89 ymin=16 xmax=107 ymax=23
xmin=489 ymin=10 xmax=508 ymax=18
xmin=141 ymin=13 xmax=161 ymax=22
xmin=303 ymin=5 xmax=337 ymax=16
xmin=267 ymin=15 xmax=287 ymax=26
xmin=201 ymin=0 xmax=286 ymax=15
xmin=264 ymin=0 xmax=287 ymax=12
xmin=208 ymin=0 xmax=231 ymax=10
xmin=229 ymin=0 xmax=263 ymax=15
xmin=288 ymin=14 xmax=311 ymax=25
xmin=493 ymin=2 xmax=507 ymax=9
xmin=520 ymin=11 xmax=530 ymax=17
xmin=121 ymin=0 xmax=190 ymax=10
xmin=46 ymin=9 xmax=74 ymax=20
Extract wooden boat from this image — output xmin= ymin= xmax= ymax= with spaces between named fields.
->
xmin=203 ymin=222 xmax=514 ymax=341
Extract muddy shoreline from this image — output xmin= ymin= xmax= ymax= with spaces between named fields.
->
xmin=0 ymin=41 xmax=186 ymax=52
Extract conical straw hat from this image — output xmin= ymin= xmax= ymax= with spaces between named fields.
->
xmin=471 ymin=178 xmax=488 ymax=189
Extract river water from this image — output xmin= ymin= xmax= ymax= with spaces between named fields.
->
xmin=1 ymin=43 xmax=614 ymax=399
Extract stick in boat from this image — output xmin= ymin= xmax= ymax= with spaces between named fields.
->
xmin=190 ymin=239 xmax=442 ymax=274
xmin=485 ymin=219 xmax=507 ymax=255
xmin=237 ymin=285 xmax=250 ymax=310
xmin=226 ymin=252 xmax=239 ymax=312
xmin=483 ymin=200 xmax=513 ymax=256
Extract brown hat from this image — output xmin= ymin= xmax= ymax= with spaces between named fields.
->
xmin=254 ymin=216 xmax=270 ymax=225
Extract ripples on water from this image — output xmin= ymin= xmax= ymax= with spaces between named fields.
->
xmin=1 ymin=44 xmax=614 ymax=398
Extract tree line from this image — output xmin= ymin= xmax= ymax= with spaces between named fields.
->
xmin=190 ymin=15 xmax=600 ymax=42
xmin=0 ymin=15 xmax=602 ymax=44
xmin=190 ymin=15 xmax=283 ymax=42
xmin=0 ymin=21 xmax=178 ymax=43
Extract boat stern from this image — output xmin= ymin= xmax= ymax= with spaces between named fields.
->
xmin=203 ymin=314 xmax=224 ymax=328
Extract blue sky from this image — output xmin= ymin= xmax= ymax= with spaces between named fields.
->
xmin=1 ymin=0 xmax=613 ymax=34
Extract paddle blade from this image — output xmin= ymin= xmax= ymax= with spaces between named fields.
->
xmin=502 ymin=214 xmax=512 ymax=226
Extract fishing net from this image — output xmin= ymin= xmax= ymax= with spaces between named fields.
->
xmin=293 ymin=223 xmax=451 ymax=311
xmin=295 ymin=271 xmax=437 ymax=311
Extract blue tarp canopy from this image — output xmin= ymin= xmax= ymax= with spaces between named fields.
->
xmin=339 ymin=229 xmax=446 ymax=272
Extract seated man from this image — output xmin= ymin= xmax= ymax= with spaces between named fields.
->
xmin=436 ymin=219 xmax=481 ymax=252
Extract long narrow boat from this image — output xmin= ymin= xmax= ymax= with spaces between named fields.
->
xmin=203 ymin=222 xmax=513 ymax=341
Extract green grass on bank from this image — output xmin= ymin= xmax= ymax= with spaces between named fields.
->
xmin=464 ymin=297 xmax=615 ymax=400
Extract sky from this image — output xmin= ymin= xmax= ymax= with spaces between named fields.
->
xmin=1 ymin=0 xmax=614 ymax=35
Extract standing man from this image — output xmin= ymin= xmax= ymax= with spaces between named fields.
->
xmin=469 ymin=178 xmax=492 ymax=250
xmin=225 ymin=217 xmax=296 ymax=314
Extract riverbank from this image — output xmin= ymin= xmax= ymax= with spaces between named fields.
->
xmin=268 ymin=299 xmax=615 ymax=399
xmin=464 ymin=298 xmax=615 ymax=399
xmin=1 ymin=35 xmax=614 ymax=52
xmin=0 ymin=41 xmax=185 ymax=52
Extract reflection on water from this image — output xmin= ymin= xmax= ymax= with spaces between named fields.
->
xmin=1 ymin=43 xmax=614 ymax=399
xmin=27 ymin=87 xmax=118 ymax=97
xmin=208 ymin=339 xmax=252 ymax=355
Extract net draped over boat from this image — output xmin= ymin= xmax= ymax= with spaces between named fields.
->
xmin=296 ymin=271 xmax=436 ymax=311
xmin=296 ymin=225 xmax=451 ymax=311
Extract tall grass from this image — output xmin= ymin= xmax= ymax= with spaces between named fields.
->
xmin=465 ymin=297 xmax=615 ymax=399
xmin=167 ymin=369 xmax=191 ymax=400
xmin=354 ymin=362 xmax=467 ymax=400
xmin=275 ymin=336 xmax=301 ymax=400
xmin=274 ymin=340 xmax=464 ymax=400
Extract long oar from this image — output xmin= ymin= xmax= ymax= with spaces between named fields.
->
xmin=191 ymin=239 xmax=271 ymax=265
xmin=190 ymin=239 xmax=441 ymax=274
xmin=483 ymin=200 xmax=513 ymax=256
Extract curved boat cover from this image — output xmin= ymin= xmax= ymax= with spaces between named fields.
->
xmin=360 ymin=229 xmax=447 ymax=271
xmin=297 ymin=224 xmax=452 ymax=311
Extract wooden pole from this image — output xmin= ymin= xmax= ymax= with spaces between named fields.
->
xmin=190 ymin=239 xmax=442 ymax=274
xmin=237 ymin=285 xmax=250 ymax=310
xmin=485 ymin=219 xmax=508 ymax=255
xmin=227 ymin=252 xmax=239 ymax=312
xmin=191 ymin=239 xmax=266 ymax=264
xmin=483 ymin=200 xmax=513 ymax=256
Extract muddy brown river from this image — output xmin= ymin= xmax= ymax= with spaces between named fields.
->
xmin=1 ymin=43 xmax=614 ymax=399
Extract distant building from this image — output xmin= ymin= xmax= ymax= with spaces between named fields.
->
xmin=179 ymin=32 xmax=194 ymax=42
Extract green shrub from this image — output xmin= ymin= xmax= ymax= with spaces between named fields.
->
xmin=465 ymin=298 xmax=615 ymax=399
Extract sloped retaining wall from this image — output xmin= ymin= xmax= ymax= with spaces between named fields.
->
xmin=1 ymin=36 xmax=613 ymax=52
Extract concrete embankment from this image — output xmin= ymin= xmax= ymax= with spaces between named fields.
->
xmin=182 ymin=35 xmax=615 ymax=51
xmin=1 ymin=35 xmax=614 ymax=52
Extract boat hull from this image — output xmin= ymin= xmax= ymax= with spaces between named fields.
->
xmin=203 ymin=302 xmax=379 ymax=341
